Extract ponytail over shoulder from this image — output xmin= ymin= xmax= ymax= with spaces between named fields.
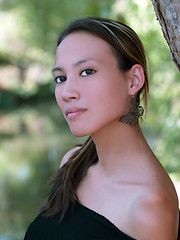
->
xmin=41 ymin=137 xmax=98 ymax=220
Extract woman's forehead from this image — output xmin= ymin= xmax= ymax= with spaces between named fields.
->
xmin=55 ymin=32 xmax=116 ymax=64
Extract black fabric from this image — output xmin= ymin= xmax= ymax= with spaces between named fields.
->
xmin=24 ymin=202 xmax=136 ymax=240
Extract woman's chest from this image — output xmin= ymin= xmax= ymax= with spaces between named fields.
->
xmin=76 ymin=174 xmax=141 ymax=233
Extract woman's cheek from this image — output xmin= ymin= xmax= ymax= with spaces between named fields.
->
xmin=55 ymin=87 xmax=63 ymax=110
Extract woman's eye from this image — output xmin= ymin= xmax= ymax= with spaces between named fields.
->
xmin=55 ymin=75 xmax=66 ymax=83
xmin=81 ymin=69 xmax=95 ymax=76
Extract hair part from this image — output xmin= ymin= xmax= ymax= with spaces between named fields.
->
xmin=42 ymin=17 xmax=149 ymax=219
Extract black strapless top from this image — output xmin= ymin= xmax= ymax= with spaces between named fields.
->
xmin=24 ymin=202 xmax=136 ymax=240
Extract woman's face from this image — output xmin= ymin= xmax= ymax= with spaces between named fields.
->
xmin=53 ymin=32 xmax=130 ymax=137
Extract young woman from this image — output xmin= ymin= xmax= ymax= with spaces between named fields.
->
xmin=24 ymin=17 xmax=179 ymax=240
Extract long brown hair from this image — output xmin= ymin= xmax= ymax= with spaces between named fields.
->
xmin=42 ymin=17 xmax=149 ymax=219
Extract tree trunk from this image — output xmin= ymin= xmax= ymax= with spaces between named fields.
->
xmin=151 ymin=0 xmax=180 ymax=71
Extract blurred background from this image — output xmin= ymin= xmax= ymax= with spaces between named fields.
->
xmin=0 ymin=0 xmax=180 ymax=239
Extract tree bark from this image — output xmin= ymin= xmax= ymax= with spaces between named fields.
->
xmin=151 ymin=0 xmax=180 ymax=71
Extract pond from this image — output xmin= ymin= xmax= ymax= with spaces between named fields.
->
xmin=0 ymin=101 xmax=85 ymax=239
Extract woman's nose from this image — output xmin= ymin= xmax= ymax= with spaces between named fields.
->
xmin=60 ymin=79 xmax=80 ymax=102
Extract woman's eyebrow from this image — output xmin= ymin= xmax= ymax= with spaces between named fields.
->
xmin=52 ymin=67 xmax=63 ymax=73
xmin=52 ymin=58 xmax=97 ymax=73
xmin=73 ymin=58 xmax=95 ymax=67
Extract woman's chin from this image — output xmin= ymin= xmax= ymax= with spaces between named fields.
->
xmin=70 ymin=129 xmax=89 ymax=138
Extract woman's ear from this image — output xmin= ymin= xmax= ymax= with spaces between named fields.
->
xmin=127 ymin=64 xmax=145 ymax=96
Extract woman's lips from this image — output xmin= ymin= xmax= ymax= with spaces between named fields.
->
xmin=65 ymin=107 xmax=87 ymax=119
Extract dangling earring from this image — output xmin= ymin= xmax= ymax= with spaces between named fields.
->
xmin=119 ymin=96 xmax=144 ymax=126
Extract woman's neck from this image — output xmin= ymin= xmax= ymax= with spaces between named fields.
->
xmin=91 ymin=121 xmax=148 ymax=177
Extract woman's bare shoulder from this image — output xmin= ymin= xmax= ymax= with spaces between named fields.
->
xmin=60 ymin=146 xmax=81 ymax=168
xmin=129 ymin=185 xmax=179 ymax=240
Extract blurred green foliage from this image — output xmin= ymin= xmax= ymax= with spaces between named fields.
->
xmin=0 ymin=0 xmax=179 ymax=239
